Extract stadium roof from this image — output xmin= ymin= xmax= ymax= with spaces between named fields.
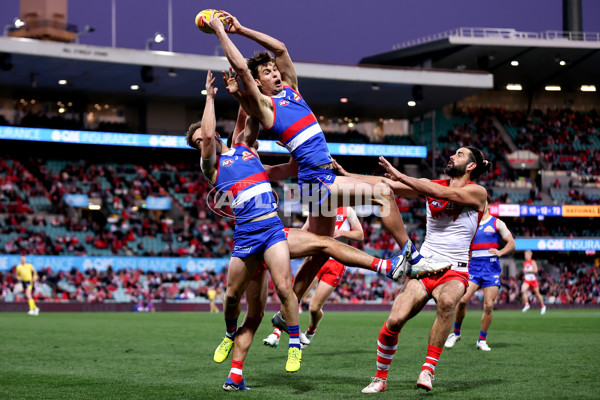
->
xmin=0 ymin=36 xmax=492 ymax=120
xmin=360 ymin=28 xmax=600 ymax=93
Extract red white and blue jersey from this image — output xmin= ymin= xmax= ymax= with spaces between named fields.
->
xmin=471 ymin=217 xmax=500 ymax=259
xmin=523 ymin=260 xmax=537 ymax=282
xmin=420 ymin=180 xmax=483 ymax=273
xmin=266 ymin=86 xmax=333 ymax=170
xmin=214 ymin=144 xmax=278 ymax=223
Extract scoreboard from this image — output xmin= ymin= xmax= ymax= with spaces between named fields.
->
xmin=490 ymin=204 xmax=600 ymax=218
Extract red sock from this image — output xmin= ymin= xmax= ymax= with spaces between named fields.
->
xmin=422 ymin=345 xmax=442 ymax=375
xmin=229 ymin=359 xmax=244 ymax=383
xmin=375 ymin=321 xmax=400 ymax=380
xmin=371 ymin=258 xmax=392 ymax=275
xmin=272 ymin=328 xmax=281 ymax=339
xmin=306 ymin=325 xmax=317 ymax=335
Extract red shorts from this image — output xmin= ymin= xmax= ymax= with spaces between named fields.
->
xmin=524 ymin=279 xmax=538 ymax=289
xmin=252 ymin=260 xmax=267 ymax=279
xmin=419 ymin=270 xmax=469 ymax=297
xmin=316 ymin=259 xmax=346 ymax=288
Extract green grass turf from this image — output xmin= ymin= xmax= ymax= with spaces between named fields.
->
xmin=1 ymin=309 xmax=599 ymax=399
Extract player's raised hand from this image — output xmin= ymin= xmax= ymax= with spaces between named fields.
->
xmin=378 ymin=156 xmax=403 ymax=181
xmin=332 ymin=159 xmax=349 ymax=176
xmin=207 ymin=10 xmax=227 ymax=33
xmin=219 ymin=10 xmax=242 ymax=34
xmin=222 ymin=67 xmax=243 ymax=96
xmin=205 ymin=70 xmax=218 ymax=97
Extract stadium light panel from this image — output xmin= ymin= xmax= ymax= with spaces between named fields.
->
xmin=581 ymin=85 xmax=596 ymax=92
xmin=146 ymin=32 xmax=166 ymax=50
xmin=545 ymin=85 xmax=561 ymax=91
xmin=510 ymin=60 xmax=519 ymax=66
xmin=88 ymin=205 xmax=101 ymax=210
xmin=340 ymin=98 xmax=349 ymax=103
xmin=130 ymin=84 xmax=139 ymax=90
xmin=201 ymin=89 xmax=207 ymax=95
xmin=407 ymin=101 xmax=416 ymax=107
xmin=506 ymin=84 xmax=522 ymax=91
xmin=58 ymin=79 xmax=67 ymax=85
xmin=559 ymin=60 xmax=567 ymax=66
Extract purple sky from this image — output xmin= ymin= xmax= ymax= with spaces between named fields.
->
xmin=5 ymin=0 xmax=600 ymax=64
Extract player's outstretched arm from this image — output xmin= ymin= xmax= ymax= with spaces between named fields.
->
xmin=222 ymin=68 xmax=251 ymax=116
xmin=333 ymin=159 xmax=421 ymax=198
xmin=379 ymin=156 xmax=487 ymax=210
xmin=220 ymin=10 xmax=298 ymax=91
xmin=206 ymin=12 xmax=274 ymax=126
xmin=237 ymin=115 xmax=261 ymax=148
xmin=199 ymin=71 xmax=218 ymax=181
xmin=229 ymin=105 xmax=248 ymax=146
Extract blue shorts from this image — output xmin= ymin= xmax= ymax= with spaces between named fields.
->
xmin=298 ymin=166 xmax=337 ymax=211
xmin=468 ymin=257 xmax=501 ymax=288
xmin=232 ymin=216 xmax=287 ymax=258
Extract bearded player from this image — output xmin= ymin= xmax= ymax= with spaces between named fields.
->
xmin=335 ymin=147 xmax=490 ymax=393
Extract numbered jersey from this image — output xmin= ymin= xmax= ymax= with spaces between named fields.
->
xmin=213 ymin=144 xmax=277 ymax=223
xmin=419 ymin=180 xmax=483 ymax=272
xmin=266 ymin=86 xmax=333 ymax=171
xmin=471 ymin=216 xmax=500 ymax=258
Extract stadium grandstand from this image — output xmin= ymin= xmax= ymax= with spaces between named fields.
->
xmin=1 ymin=0 xmax=599 ymax=314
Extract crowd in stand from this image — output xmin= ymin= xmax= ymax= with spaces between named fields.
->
xmin=499 ymin=108 xmax=600 ymax=177
xmin=432 ymin=107 xmax=514 ymax=185
xmin=2 ymin=106 xmax=600 ymax=307
xmin=1 ymin=259 xmax=598 ymax=306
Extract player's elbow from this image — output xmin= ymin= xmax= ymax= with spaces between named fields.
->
xmin=272 ymin=41 xmax=288 ymax=56
xmin=231 ymin=61 xmax=251 ymax=77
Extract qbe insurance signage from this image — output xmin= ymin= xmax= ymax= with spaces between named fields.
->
xmin=515 ymin=238 xmax=600 ymax=251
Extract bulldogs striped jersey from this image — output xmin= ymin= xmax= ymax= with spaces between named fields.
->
xmin=471 ymin=217 xmax=500 ymax=258
xmin=266 ymin=86 xmax=333 ymax=170
xmin=214 ymin=144 xmax=278 ymax=223
xmin=419 ymin=180 xmax=483 ymax=272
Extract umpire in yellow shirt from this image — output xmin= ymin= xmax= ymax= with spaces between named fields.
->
xmin=16 ymin=255 xmax=39 ymax=315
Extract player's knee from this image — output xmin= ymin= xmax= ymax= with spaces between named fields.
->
xmin=457 ymin=299 xmax=468 ymax=309
xmin=224 ymin=292 xmax=242 ymax=306
xmin=274 ymin=283 xmax=294 ymax=302
xmin=243 ymin=314 xmax=264 ymax=331
xmin=436 ymin=297 xmax=457 ymax=315
xmin=483 ymin=303 xmax=494 ymax=314
xmin=386 ymin=316 xmax=404 ymax=330
xmin=308 ymin=303 xmax=321 ymax=314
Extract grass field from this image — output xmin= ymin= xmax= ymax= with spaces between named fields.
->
xmin=1 ymin=309 xmax=599 ymax=399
